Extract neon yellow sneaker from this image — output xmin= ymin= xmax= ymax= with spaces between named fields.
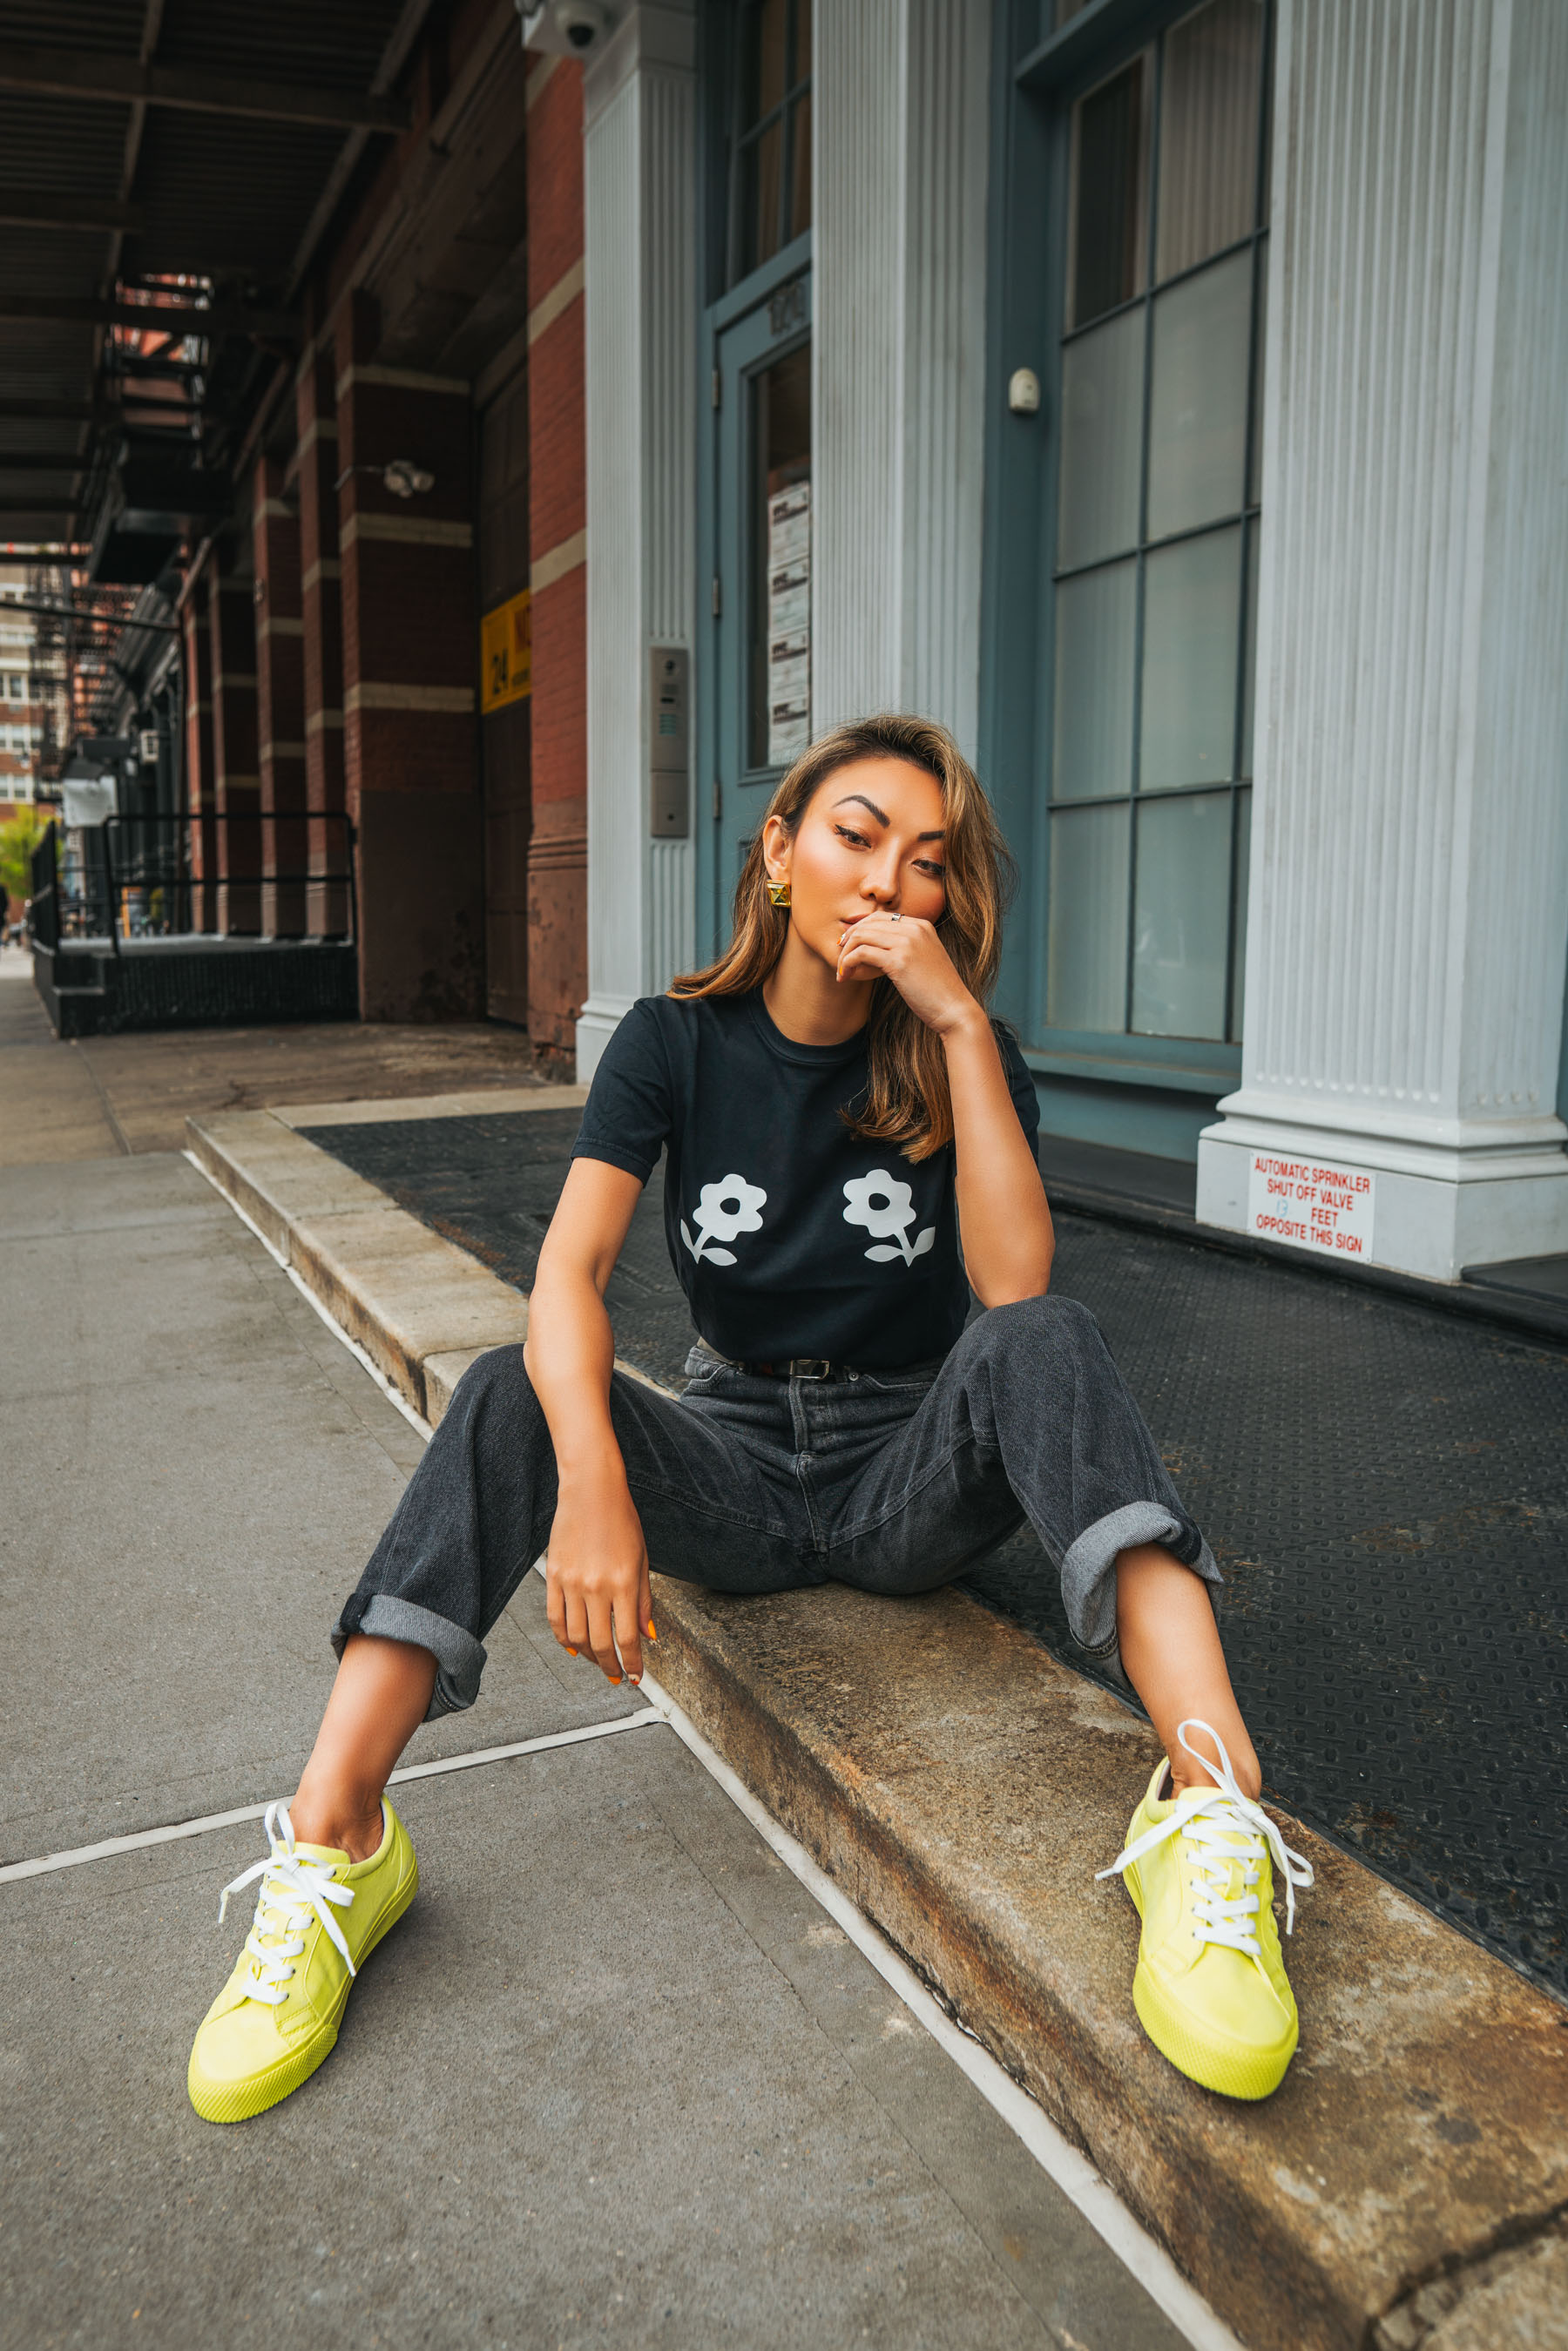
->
xmin=1098 ymin=1719 xmax=1314 ymax=2102
xmin=188 ymin=1797 xmax=417 ymax=2124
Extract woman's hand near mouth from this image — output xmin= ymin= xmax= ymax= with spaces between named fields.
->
xmin=835 ymin=910 xmax=982 ymax=1040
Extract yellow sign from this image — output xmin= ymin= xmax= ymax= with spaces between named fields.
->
xmin=481 ymin=587 xmax=532 ymax=713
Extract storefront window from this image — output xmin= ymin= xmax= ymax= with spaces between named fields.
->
xmin=728 ymin=0 xmax=813 ymax=287
xmin=1045 ymin=0 xmax=1268 ymax=1045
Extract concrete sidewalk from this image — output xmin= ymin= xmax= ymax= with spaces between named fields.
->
xmin=0 ymin=1134 xmax=1203 ymax=2346
xmin=0 ymin=949 xmax=551 ymax=1165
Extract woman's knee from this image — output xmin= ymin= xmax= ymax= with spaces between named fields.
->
xmin=449 ymin=1341 xmax=539 ymax=1426
xmin=967 ymin=1290 xmax=1102 ymax=1364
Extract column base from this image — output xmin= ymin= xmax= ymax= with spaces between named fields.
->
xmin=1199 ymin=1103 xmax=1568 ymax=1284
xmin=575 ymin=993 xmax=637 ymax=1084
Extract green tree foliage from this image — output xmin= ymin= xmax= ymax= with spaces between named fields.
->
xmin=0 ymin=807 xmax=50 ymax=909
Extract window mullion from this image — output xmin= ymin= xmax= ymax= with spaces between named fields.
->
xmin=1125 ymin=32 xmax=1163 ymax=1038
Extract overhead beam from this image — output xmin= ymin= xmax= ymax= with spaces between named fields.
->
xmin=0 ymin=294 xmax=299 ymax=339
xmin=2 ymin=597 xmax=179 ymax=633
xmin=0 ymin=44 xmax=412 ymax=132
xmin=286 ymin=0 xmax=441 ymax=298
xmin=0 ymin=192 xmax=145 ymax=233
xmin=0 ymin=397 xmax=201 ymax=431
xmin=0 ymin=397 xmax=97 ymax=422
xmin=0 ymin=498 xmax=80 ymax=514
xmin=112 ymin=355 xmax=206 ymax=376
xmin=0 ymin=454 xmax=88 ymax=471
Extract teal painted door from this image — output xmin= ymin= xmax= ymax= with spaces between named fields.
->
xmin=708 ymin=267 xmax=811 ymax=952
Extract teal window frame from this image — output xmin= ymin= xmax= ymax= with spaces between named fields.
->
xmin=980 ymin=0 xmax=1271 ymax=1094
xmin=694 ymin=0 xmax=814 ymax=962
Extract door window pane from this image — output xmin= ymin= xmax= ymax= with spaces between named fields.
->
xmin=1052 ymin=561 xmax=1136 ymax=801
xmin=1132 ymin=790 xmax=1231 ymax=1037
xmin=1058 ymin=309 xmax=1143 ymax=569
xmin=741 ymin=0 xmax=789 ymax=127
xmin=729 ymin=0 xmax=812 ymax=289
xmin=1147 ymin=248 xmax=1251 ymax=537
xmin=1069 ymin=57 xmax=1149 ymax=328
xmin=788 ymin=92 xmax=812 ymax=241
xmin=1140 ymin=525 xmax=1240 ymax=789
xmin=1047 ymin=803 xmax=1130 ymax=1031
xmin=749 ymin=341 xmax=812 ymax=771
xmin=742 ymin=120 xmax=784 ymax=273
xmin=1229 ymin=784 xmax=1251 ymax=1039
xmin=1156 ymin=0 xmax=1263 ymax=281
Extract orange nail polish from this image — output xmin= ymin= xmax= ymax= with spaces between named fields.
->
xmin=647 ymin=1621 xmax=657 ymax=1641
xmin=566 ymin=1646 xmax=578 ymax=1656
xmin=609 ymin=1675 xmax=623 ymax=1686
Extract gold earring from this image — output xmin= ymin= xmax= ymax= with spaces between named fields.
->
xmin=767 ymin=879 xmax=791 ymax=909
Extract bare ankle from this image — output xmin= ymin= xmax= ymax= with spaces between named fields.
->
xmin=1169 ymin=1753 xmax=1261 ymax=1803
xmin=288 ymin=1786 xmax=384 ymax=1862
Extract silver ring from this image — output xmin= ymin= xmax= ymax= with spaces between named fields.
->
xmin=889 ymin=911 xmax=902 ymax=922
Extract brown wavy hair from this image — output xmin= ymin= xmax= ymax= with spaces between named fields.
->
xmin=669 ymin=714 xmax=1016 ymax=1162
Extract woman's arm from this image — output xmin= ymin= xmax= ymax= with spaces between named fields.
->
xmin=837 ymin=915 xmax=1054 ymax=1306
xmin=941 ymin=1009 xmax=1055 ymax=1305
xmin=524 ymin=1156 xmax=654 ymax=1683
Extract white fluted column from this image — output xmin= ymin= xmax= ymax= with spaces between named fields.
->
xmin=1198 ymin=0 xmax=1568 ymax=1280
xmin=577 ymin=0 xmax=696 ymax=1081
xmin=813 ymin=0 xmax=991 ymax=757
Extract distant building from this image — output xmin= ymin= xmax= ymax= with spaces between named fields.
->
xmin=0 ymin=564 xmax=50 ymax=820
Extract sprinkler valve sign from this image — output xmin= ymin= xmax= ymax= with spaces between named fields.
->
xmin=1246 ymin=1151 xmax=1376 ymax=1260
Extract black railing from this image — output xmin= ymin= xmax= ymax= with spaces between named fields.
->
xmin=29 ymin=820 xmax=59 ymax=949
xmin=44 ymin=810 xmax=356 ymax=947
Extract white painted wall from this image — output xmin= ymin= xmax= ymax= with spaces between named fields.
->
xmin=578 ymin=0 xmax=696 ymax=1082
xmin=1199 ymin=0 xmax=1568 ymax=1280
xmin=813 ymin=0 xmax=992 ymax=758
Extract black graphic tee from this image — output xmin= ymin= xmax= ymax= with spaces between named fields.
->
xmin=571 ymin=990 xmax=1040 ymax=1368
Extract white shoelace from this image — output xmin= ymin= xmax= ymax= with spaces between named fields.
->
xmin=1097 ymin=1719 xmax=1314 ymax=1959
xmin=217 ymin=1800 xmax=357 ymax=2005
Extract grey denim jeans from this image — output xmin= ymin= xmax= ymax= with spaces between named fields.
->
xmin=335 ymin=1294 xmax=1220 ymax=1719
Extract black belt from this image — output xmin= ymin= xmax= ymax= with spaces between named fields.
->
xmin=696 ymin=1346 xmax=847 ymax=1382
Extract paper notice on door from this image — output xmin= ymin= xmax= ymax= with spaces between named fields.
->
xmin=1246 ymin=1151 xmax=1376 ymax=1260
xmin=767 ymin=482 xmax=810 ymax=767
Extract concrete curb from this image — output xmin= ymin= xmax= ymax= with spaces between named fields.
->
xmin=188 ymin=1108 xmax=1568 ymax=2351
xmin=186 ymin=1111 xmax=528 ymax=1416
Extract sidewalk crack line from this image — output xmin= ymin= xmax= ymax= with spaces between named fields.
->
xmin=0 ymin=1710 xmax=662 ymax=1884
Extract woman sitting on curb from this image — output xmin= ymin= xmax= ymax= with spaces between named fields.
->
xmin=189 ymin=713 xmax=1311 ymax=2125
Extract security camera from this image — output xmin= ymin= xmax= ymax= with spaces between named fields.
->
xmin=519 ymin=0 xmax=613 ymax=57
xmin=382 ymin=459 xmax=435 ymax=498
xmin=558 ymin=0 xmax=609 ymax=44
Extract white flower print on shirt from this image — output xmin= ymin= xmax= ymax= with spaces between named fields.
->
xmin=842 ymin=1170 xmax=936 ymax=1267
xmin=681 ymin=1174 xmax=767 ymax=1267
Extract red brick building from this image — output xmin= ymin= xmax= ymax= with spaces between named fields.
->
xmin=0 ymin=5 xmax=592 ymax=1052
xmin=169 ymin=10 xmax=591 ymax=1050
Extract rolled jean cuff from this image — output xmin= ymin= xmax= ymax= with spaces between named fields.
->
xmin=330 ymin=1594 xmax=487 ymax=1722
xmin=1060 ymin=1501 xmax=1223 ymax=1659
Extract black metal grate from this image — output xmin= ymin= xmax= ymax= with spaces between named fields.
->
xmin=301 ymin=1109 xmax=1568 ymax=2004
